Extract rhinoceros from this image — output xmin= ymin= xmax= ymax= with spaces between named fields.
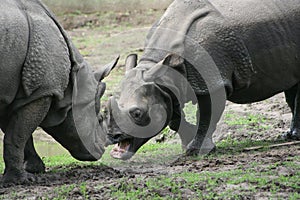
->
xmin=0 ymin=0 xmax=118 ymax=185
xmin=105 ymin=0 xmax=300 ymax=160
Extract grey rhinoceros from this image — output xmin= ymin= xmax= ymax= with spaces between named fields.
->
xmin=0 ymin=0 xmax=118 ymax=185
xmin=106 ymin=0 xmax=300 ymax=160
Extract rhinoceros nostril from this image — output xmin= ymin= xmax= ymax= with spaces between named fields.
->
xmin=129 ymin=107 xmax=143 ymax=120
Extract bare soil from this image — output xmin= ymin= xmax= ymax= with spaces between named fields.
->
xmin=0 ymin=144 xmax=299 ymax=199
xmin=0 ymin=11 xmax=299 ymax=199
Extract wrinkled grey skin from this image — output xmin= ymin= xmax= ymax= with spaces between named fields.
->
xmin=0 ymin=0 xmax=117 ymax=185
xmin=106 ymin=0 xmax=300 ymax=160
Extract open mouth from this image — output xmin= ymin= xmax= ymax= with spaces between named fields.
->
xmin=110 ymin=139 xmax=133 ymax=160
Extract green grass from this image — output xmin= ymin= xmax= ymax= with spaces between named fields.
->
xmin=108 ymin=154 xmax=300 ymax=199
xmin=0 ymin=138 xmax=299 ymax=199
xmin=108 ymin=162 xmax=300 ymax=199
xmin=0 ymin=142 xmax=181 ymax=173
xmin=100 ymin=141 xmax=182 ymax=167
xmin=224 ymin=112 xmax=271 ymax=131
xmin=51 ymin=184 xmax=76 ymax=200
xmin=215 ymin=136 xmax=289 ymax=156
xmin=183 ymin=101 xmax=198 ymax=125
xmin=43 ymin=155 xmax=78 ymax=169
xmin=225 ymin=112 xmax=266 ymax=126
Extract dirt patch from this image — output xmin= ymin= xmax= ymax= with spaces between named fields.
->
xmin=0 ymin=165 xmax=123 ymax=198
xmin=0 ymin=145 xmax=299 ymax=199
xmin=214 ymin=93 xmax=292 ymax=143
xmin=57 ymin=9 xmax=166 ymax=30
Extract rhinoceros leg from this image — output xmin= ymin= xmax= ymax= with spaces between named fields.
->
xmin=185 ymin=95 xmax=217 ymax=156
xmin=169 ymin=110 xmax=215 ymax=155
xmin=169 ymin=112 xmax=196 ymax=150
xmin=2 ymin=97 xmax=51 ymax=185
xmin=170 ymin=119 xmax=196 ymax=150
xmin=284 ymin=84 xmax=300 ymax=140
xmin=24 ymin=136 xmax=45 ymax=174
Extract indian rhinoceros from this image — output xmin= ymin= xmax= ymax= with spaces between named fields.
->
xmin=0 ymin=0 xmax=118 ymax=185
xmin=105 ymin=0 xmax=300 ymax=160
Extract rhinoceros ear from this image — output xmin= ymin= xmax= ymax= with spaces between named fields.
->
xmin=162 ymin=53 xmax=185 ymax=75
xmin=125 ymin=54 xmax=138 ymax=72
xmin=144 ymin=53 xmax=185 ymax=81
xmin=94 ymin=55 xmax=120 ymax=82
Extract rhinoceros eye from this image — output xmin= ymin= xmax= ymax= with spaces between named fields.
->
xmin=129 ymin=107 xmax=144 ymax=121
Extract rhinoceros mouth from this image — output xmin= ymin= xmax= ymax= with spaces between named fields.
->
xmin=110 ymin=138 xmax=135 ymax=160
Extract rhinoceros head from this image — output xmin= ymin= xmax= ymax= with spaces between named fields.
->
xmin=42 ymin=57 xmax=119 ymax=161
xmin=106 ymin=53 xmax=186 ymax=160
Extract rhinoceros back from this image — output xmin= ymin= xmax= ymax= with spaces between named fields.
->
xmin=20 ymin=0 xmax=71 ymax=101
xmin=143 ymin=0 xmax=300 ymax=101
xmin=0 ymin=0 xmax=29 ymax=113
xmin=0 ymin=0 xmax=72 ymax=117
xmin=210 ymin=0 xmax=300 ymax=102
xmin=141 ymin=0 xmax=255 ymax=95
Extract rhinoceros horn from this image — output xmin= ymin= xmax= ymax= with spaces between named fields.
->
xmin=125 ymin=54 xmax=138 ymax=72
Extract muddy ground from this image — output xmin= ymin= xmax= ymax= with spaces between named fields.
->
xmin=0 ymin=11 xmax=300 ymax=199
xmin=2 ymin=145 xmax=299 ymax=199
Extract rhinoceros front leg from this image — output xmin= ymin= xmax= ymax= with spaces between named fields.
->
xmin=2 ymin=97 xmax=51 ymax=185
xmin=169 ymin=112 xmax=197 ymax=151
xmin=169 ymin=110 xmax=215 ymax=155
xmin=185 ymin=94 xmax=224 ymax=156
xmin=24 ymin=136 xmax=45 ymax=174
xmin=283 ymin=84 xmax=300 ymax=140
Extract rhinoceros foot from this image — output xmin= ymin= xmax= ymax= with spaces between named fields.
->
xmin=24 ymin=157 xmax=45 ymax=174
xmin=185 ymin=146 xmax=201 ymax=157
xmin=185 ymin=138 xmax=216 ymax=157
xmin=282 ymin=129 xmax=300 ymax=140
xmin=170 ymin=141 xmax=217 ymax=166
xmin=1 ymin=169 xmax=36 ymax=187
